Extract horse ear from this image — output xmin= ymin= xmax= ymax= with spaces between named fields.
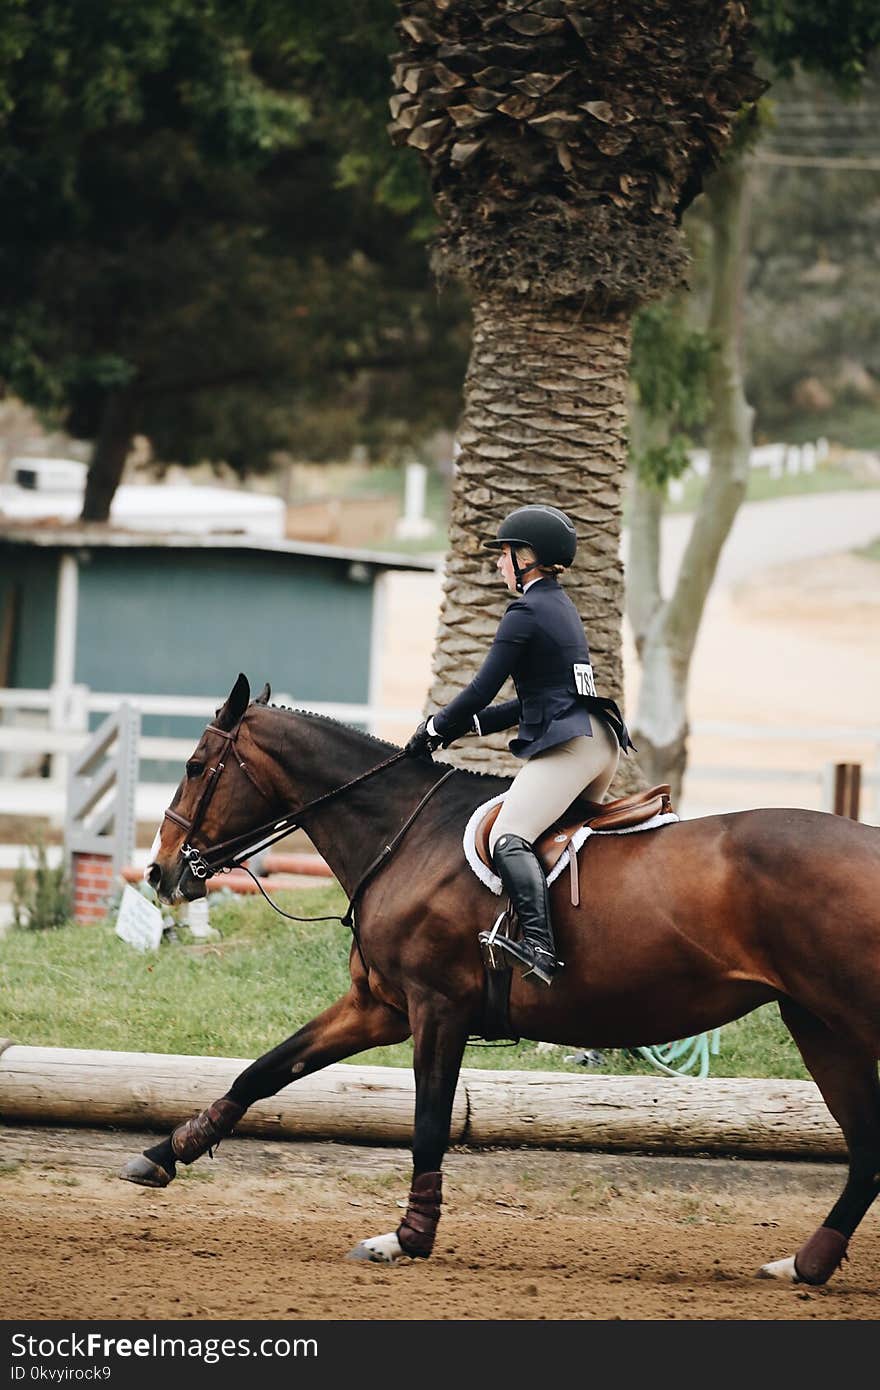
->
xmin=215 ymin=673 xmax=250 ymax=730
xmin=254 ymin=682 xmax=271 ymax=706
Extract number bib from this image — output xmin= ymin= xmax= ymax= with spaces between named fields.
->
xmin=573 ymin=662 xmax=596 ymax=697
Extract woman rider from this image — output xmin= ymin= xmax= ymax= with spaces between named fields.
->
xmin=405 ymin=504 xmax=635 ymax=987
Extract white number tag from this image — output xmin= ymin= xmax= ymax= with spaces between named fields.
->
xmin=573 ymin=662 xmax=596 ymax=697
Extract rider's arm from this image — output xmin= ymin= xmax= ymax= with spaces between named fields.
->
xmin=471 ymin=698 xmax=520 ymax=735
xmin=431 ymin=602 xmax=534 ymax=741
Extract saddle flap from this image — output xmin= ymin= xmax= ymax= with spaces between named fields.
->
xmin=475 ymin=802 xmax=503 ymax=870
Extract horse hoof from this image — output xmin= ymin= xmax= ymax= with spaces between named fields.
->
xmin=119 ymin=1154 xmax=174 ymax=1188
xmin=757 ymin=1255 xmax=798 ymax=1281
xmin=346 ymin=1232 xmax=407 ymax=1265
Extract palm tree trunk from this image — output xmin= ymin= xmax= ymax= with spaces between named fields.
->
xmin=429 ymin=295 xmax=638 ymax=790
xmin=628 ymin=159 xmax=753 ymax=802
xmin=80 ymin=390 xmax=136 ymax=523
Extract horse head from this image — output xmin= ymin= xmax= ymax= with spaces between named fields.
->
xmin=146 ymin=673 xmax=275 ymax=903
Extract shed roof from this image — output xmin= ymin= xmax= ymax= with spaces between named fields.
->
xmin=0 ymin=521 xmax=440 ymax=572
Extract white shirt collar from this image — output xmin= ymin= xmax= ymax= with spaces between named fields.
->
xmin=522 ymin=576 xmax=541 ymax=592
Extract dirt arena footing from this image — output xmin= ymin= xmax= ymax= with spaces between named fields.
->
xmin=2 ymin=1124 xmax=879 ymax=1321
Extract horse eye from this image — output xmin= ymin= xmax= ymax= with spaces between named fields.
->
xmin=186 ymin=760 xmax=205 ymax=778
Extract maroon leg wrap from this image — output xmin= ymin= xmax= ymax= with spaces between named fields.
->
xmin=396 ymin=1171 xmax=443 ymax=1258
xmin=171 ymin=1098 xmax=245 ymax=1164
xmin=794 ymin=1226 xmax=849 ymax=1285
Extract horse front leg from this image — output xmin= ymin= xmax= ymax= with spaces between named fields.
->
xmin=120 ymin=983 xmax=410 ymax=1187
xmin=348 ymin=996 xmax=469 ymax=1265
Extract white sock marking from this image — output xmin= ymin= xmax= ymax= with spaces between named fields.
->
xmin=346 ymin=1231 xmax=406 ymax=1264
xmin=757 ymin=1255 xmax=799 ymax=1281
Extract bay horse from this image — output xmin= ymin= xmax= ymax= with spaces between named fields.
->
xmin=125 ymin=673 xmax=880 ymax=1285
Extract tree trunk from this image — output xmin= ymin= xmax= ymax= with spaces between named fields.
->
xmin=429 ymin=295 xmax=640 ymax=793
xmin=628 ymin=160 xmax=754 ymax=803
xmin=80 ymin=390 xmax=136 ymax=523
xmin=625 ymin=389 xmax=665 ymax=658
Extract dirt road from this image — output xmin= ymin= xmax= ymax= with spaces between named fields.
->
xmin=3 ymin=1125 xmax=878 ymax=1321
xmin=378 ymin=525 xmax=880 ymax=823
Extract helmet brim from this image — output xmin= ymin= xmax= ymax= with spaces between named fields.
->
xmin=483 ymin=536 xmax=532 ymax=550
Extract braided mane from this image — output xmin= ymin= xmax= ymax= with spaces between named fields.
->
xmin=263 ymin=701 xmax=502 ymax=784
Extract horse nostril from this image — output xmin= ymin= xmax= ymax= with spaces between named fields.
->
xmin=145 ymin=863 xmax=161 ymax=889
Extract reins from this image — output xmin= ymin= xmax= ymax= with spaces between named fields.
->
xmin=234 ymin=765 xmax=456 ymax=928
xmin=166 ymin=725 xmax=406 ymax=879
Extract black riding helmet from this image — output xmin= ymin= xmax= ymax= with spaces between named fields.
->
xmin=484 ymin=505 xmax=577 ymax=590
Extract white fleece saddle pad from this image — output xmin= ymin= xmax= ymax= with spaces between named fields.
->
xmin=463 ymin=792 xmax=680 ymax=895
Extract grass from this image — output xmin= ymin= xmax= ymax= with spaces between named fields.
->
xmin=284 ymin=457 xmax=880 ymax=558
xmin=0 ymin=883 xmax=808 ymax=1080
xmin=855 ymin=535 xmax=880 ymax=562
xmin=656 ymin=463 xmax=880 ymax=518
xmin=353 ymin=461 xmax=880 ymax=553
xmin=333 ymin=463 xmax=449 ymax=557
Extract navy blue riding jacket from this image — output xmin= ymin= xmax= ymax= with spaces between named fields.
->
xmin=432 ymin=577 xmax=634 ymax=760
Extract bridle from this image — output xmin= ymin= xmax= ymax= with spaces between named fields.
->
xmin=161 ymin=712 xmax=506 ymax=1049
xmin=163 ymin=721 xmax=278 ymax=880
xmin=161 ymin=715 xmax=455 ymax=932
xmin=163 ymin=717 xmax=413 ymax=882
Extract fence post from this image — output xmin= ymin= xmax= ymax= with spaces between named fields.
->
xmin=47 ymin=682 xmax=89 ymax=812
xmin=832 ymin=763 xmax=861 ymax=820
xmin=65 ymin=704 xmax=140 ymax=924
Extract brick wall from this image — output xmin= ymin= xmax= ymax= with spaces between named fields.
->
xmin=72 ymin=852 xmax=116 ymax=925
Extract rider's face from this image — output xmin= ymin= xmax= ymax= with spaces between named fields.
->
xmin=497 ymin=545 xmax=518 ymax=592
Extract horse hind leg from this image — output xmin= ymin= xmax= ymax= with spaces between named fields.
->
xmin=347 ymin=995 xmax=469 ymax=1265
xmin=758 ymin=999 xmax=880 ymax=1286
xmin=120 ymin=983 xmax=410 ymax=1187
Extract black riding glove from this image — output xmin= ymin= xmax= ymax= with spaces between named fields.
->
xmin=404 ymin=719 xmax=444 ymax=759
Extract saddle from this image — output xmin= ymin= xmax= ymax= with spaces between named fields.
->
xmin=475 ymin=783 xmax=673 ymax=907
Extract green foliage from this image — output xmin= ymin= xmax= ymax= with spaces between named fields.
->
xmin=745 ymin=62 xmax=880 ymax=440
xmin=752 ymin=1 xmax=880 ymax=87
xmin=0 ymin=1 xmax=463 ymax=483
xmin=629 ymin=304 xmax=714 ymax=488
xmin=10 ymin=836 xmax=72 ymax=931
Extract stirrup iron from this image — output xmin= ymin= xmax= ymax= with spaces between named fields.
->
xmin=478 ymin=909 xmax=511 ymax=973
xmin=491 ymin=935 xmax=561 ymax=987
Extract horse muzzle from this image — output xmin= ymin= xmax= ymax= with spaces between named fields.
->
xmin=145 ymin=855 xmax=207 ymax=904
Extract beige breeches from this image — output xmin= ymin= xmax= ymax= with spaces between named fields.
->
xmin=488 ymin=718 xmax=620 ymax=855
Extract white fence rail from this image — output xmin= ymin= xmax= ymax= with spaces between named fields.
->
xmin=0 ymin=685 xmax=423 ymax=821
xmin=0 ymin=687 xmax=878 ymax=824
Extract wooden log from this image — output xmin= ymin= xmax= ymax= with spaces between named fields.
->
xmin=460 ymin=1069 xmax=846 ymax=1159
xmin=0 ymin=1045 xmax=466 ymax=1146
xmin=0 ymin=1046 xmax=845 ymax=1159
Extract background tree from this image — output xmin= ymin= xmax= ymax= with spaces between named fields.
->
xmin=390 ymin=0 xmax=762 ymax=777
xmin=626 ymin=10 xmax=880 ymax=798
xmin=626 ymin=130 xmax=756 ymax=797
xmin=0 ymin=1 xmax=467 ymax=520
xmin=745 ymin=62 xmax=880 ymax=444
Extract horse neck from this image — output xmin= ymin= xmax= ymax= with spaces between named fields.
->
xmin=253 ymin=709 xmax=443 ymax=895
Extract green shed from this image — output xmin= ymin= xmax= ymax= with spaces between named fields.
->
xmin=0 ymin=526 xmax=437 ymax=777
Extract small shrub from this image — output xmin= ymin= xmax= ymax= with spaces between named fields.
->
xmin=11 ymin=838 xmax=73 ymax=930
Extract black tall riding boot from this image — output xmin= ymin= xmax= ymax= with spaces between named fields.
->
xmin=487 ymin=833 xmax=561 ymax=987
